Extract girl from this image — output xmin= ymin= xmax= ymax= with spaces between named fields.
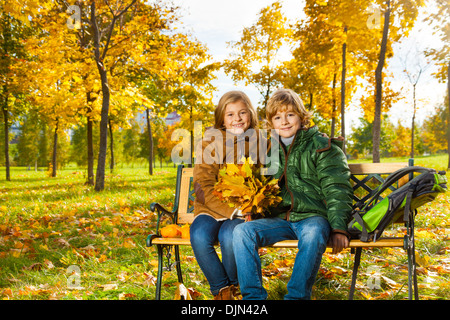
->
xmin=191 ymin=90 xmax=260 ymax=300
xmin=233 ymin=88 xmax=353 ymax=300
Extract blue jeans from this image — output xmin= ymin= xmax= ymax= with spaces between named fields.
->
xmin=232 ymin=216 xmax=331 ymax=300
xmin=190 ymin=214 xmax=244 ymax=295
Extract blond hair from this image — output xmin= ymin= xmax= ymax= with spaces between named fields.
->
xmin=265 ymin=88 xmax=311 ymax=129
xmin=214 ymin=91 xmax=258 ymax=129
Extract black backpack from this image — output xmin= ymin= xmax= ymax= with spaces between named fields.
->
xmin=348 ymin=166 xmax=447 ymax=242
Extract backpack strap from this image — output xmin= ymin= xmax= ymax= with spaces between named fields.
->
xmin=362 ymin=166 xmax=433 ymax=211
xmin=403 ymin=184 xmax=417 ymax=223
xmin=352 ymin=211 xmax=370 ymax=242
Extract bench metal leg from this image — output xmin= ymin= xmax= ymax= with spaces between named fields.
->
xmin=174 ymin=245 xmax=183 ymax=283
xmin=154 ymin=244 xmax=184 ymax=300
xmin=407 ymin=242 xmax=419 ymax=300
xmin=406 ymin=211 xmax=419 ymax=300
xmin=155 ymin=244 xmax=164 ymax=300
xmin=348 ymin=247 xmax=362 ymax=300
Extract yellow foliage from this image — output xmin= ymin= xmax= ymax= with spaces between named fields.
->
xmin=213 ymin=157 xmax=282 ymax=219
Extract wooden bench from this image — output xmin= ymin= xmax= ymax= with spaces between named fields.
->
xmin=147 ymin=160 xmax=419 ymax=300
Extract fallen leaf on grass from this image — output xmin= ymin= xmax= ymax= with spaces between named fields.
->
xmin=117 ymin=272 xmax=128 ymax=282
xmin=123 ymin=238 xmax=135 ymax=248
xmin=101 ymin=283 xmax=118 ymax=291
xmin=25 ymin=263 xmax=43 ymax=271
xmin=381 ymin=275 xmax=401 ymax=289
xmin=119 ymin=292 xmax=137 ymax=300
xmin=55 ymin=238 xmax=70 ymax=247
xmin=330 ymin=266 xmax=349 ymax=275
xmin=416 ymin=254 xmax=431 ymax=267
xmin=142 ymin=273 xmax=156 ymax=287
xmin=174 ymin=282 xmax=192 ymax=300
xmin=188 ymin=287 xmax=202 ymax=299
xmin=1 ymin=288 xmax=13 ymax=297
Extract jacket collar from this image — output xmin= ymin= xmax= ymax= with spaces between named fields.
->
xmin=290 ymin=125 xmax=318 ymax=148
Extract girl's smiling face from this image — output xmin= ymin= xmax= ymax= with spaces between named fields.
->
xmin=271 ymin=106 xmax=302 ymax=138
xmin=223 ymin=101 xmax=251 ymax=134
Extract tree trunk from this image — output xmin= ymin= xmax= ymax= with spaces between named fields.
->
xmin=109 ymin=119 xmax=114 ymax=172
xmin=146 ymin=108 xmax=153 ymax=175
xmin=94 ymin=66 xmax=110 ymax=191
xmin=341 ymin=26 xmax=347 ymax=154
xmin=411 ymin=84 xmax=416 ymax=159
xmin=447 ymin=62 xmax=450 ymax=169
xmin=190 ymin=106 xmax=195 ymax=165
xmin=264 ymin=81 xmax=271 ymax=111
xmin=2 ymin=98 xmax=10 ymax=181
xmin=308 ymin=92 xmax=313 ymax=111
xmin=2 ymin=15 xmax=11 ymax=181
xmin=51 ymin=120 xmax=58 ymax=177
xmin=373 ymin=0 xmax=391 ymax=163
xmin=87 ymin=114 xmax=94 ymax=185
xmin=331 ymin=71 xmax=337 ymax=138
xmin=92 ymin=3 xmax=111 ymax=191
xmin=91 ymin=1 xmax=135 ymax=190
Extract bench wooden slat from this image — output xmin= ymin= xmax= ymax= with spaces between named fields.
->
xmin=348 ymin=163 xmax=408 ymax=174
xmin=150 ymin=237 xmax=404 ymax=248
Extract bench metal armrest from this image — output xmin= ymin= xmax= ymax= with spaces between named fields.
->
xmin=146 ymin=234 xmax=160 ymax=247
xmin=150 ymin=202 xmax=178 ymax=237
xmin=150 ymin=202 xmax=176 ymax=219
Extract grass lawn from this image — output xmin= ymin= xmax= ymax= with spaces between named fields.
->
xmin=0 ymin=154 xmax=449 ymax=300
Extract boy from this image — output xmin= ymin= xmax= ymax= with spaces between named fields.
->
xmin=232 ymin=88 xmax=353 ymax=300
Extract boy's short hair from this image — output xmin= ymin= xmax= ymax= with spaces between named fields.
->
xmin=265 ymin=88 xmax=312 ymax=129
xmin=214 ymin=90 xmax=258 ymax=129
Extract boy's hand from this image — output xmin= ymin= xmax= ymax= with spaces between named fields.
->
xmin=329 ymin=232 xmax=349 ymax=254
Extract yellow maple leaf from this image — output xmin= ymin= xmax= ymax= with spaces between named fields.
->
xmin=225 ymin=163 xmax=240 ymax=176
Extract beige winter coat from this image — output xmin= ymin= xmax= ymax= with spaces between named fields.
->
xmin=193 ymin=128 xmax=264 ymax=220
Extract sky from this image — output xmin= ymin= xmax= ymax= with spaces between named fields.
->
xmin=171 ymin=0 xmax=447 ymax=134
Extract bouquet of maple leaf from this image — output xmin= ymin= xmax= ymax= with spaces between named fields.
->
xmin=213 ymin=157 xmax=282 ymax=221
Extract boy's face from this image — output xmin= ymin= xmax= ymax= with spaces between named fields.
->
xmin=223 ymin=101 xmax=251 ymax=134
xmin=271 ymin=106 xmax=302 ymax=138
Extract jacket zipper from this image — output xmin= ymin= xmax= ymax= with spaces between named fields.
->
xmin=279 ymin=131 xmax=298 ymax=221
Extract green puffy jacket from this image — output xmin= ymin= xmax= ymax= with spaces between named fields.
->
xmin=268 ymin=126 xmax=353 ymax=235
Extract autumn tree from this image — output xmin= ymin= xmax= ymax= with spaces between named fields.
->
xmin=421 ymin=102 xmax=449 ymax=155
xmin=372 ymin=0 xmax=424 ymax=163
xmin=139 ymin=116 xmax=167 ymax=168
xmin=88 ymin=0 xmax=137 ymax=190
xmin=88 ymin=1 xmax=189 ymax=186
xmin=347 ymin=116 xmax=395 ymax=158
xmin=324 ymin=0 xmax=382 ymax=143
xmin=70 ymin=123 xmax=99 ymax=168
xmin=0 ymin=9 xmax=32 ymax=181
xmin=283 ymin=7 xmax=341 ymax=121
xmin=15 ymin=111 xmax=40 ymax=168
xmin=27 ymin=0 xmax=181 ymax=188
xmin=426 ymin=0 xmax=450 ymax=168
xmin=285 ymin=0 xmax=382 ymax=150
xmin=173 ymin=42 xmax=218 ymax=164
xmin=400 ymin=43 xmax=430 ymax=158
xmin=131 ymin=31 xmax=217 ymax=169
xmin=25 ymin=15 xmax=81 ymax=177
xmin=225 ymin=1 xmax=291 ymax=113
